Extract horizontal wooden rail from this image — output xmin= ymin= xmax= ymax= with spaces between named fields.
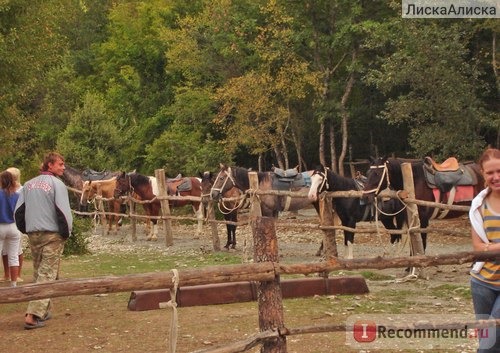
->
xmin=1 ymin=251 xmax=498 ymax=304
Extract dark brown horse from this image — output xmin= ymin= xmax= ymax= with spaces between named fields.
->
xmin=200 ymin=171 xmax=247 ymax=249
xmin=362 ymin=156 xmax=484 ymax=251
xmin=114 ymin=172 xmax=161 ymax=240
xmin=114 ymin=172 xmax=204 ymax=240
xmin=210 ymin=164 xmax=317 ymax=217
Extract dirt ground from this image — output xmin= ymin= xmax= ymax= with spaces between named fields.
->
xmin=0 ymin=210 xmax=478 ymax=353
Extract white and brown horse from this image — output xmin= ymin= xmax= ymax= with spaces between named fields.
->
xmin=79 ymin=177 xmax=125 ymax=235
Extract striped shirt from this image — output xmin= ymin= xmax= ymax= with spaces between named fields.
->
xmin=471 ymin=202 xmax=500 ymax=286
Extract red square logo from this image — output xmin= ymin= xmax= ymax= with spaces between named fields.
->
xmin=353 ymin=320 xmax=377 ymax=342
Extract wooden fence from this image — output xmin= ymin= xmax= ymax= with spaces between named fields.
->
xmin=6 ymin=165 xmax=495 ymax=352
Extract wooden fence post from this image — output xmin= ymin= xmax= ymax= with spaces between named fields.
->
xmin=401 ymin=163 xmax=425 ymax=277
xmin=155 ymin=169 xmax=174 ymax=246
xmin=129 ymin=197 xmax=137 ymax=241
xmin=252 ymin=216 xmax=286 ymax=353
xmin=319 ymin=194 xmax=338 ymax=259
xmin=244 ymin=171 xmax=261 ymax=262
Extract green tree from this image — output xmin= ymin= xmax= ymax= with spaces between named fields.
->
xmin=0 ymin=0 xmax=71 ymax=168
xmin=57 ymin=92 xmax=123 ymax=170
xmin=366 ymin=20 xmax=489 ymax=160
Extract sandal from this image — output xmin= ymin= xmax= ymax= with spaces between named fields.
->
xmin=24 ymin=318 xmax=45 ymax=330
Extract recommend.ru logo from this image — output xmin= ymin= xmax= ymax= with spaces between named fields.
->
xmin=346 ymin=314 xmax=496 ymax=351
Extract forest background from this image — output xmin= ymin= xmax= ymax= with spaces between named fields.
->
xmin=0 ymin=0 xmax=498 ymax=179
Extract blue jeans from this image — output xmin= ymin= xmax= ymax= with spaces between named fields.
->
xmin=471 ymin=279 xmax=500 ymax=352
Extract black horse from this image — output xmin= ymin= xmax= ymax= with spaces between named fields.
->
xmin=362 ymin=156 xmax=484 ymax=252
xmin=308 ymin=165 xmax=406 ymax=259
xmin=200 ymin=171 xmax=247 ymax=249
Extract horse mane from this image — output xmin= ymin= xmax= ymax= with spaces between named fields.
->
xmin=129 ymin=172 xmax=151 ymax=187
xmin=326 ymin=169 xmax=357 ymax=191
xmin=230 ymin=167 xmax=250 ymax=190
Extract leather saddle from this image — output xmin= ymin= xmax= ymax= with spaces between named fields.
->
xmin=423 ymin=156 xmax=477 ymax=193
xmin=168 ymin=176 xmax=192 ymax=193
xmin=271 ymin=166 xmax=310 ymax=190
xmin=82 ymin=169 xmax=114 ymax=181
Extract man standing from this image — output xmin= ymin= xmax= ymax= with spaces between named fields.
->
xmin=15 ymin=152 xmax=73 ymax=330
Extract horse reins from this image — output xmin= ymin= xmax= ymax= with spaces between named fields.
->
xmin=363 ymin=161 xmax=390 ymax=195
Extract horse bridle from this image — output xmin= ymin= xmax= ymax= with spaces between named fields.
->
xmin=116 ymin=173 xmax=134 ymax=197
xmin=210 ymin=168 xmax=237 ymax=197
xmin=311 ymin=168 xmax=329 ymax=195
xmin=364 ymin=161 xmax=391 ymax=196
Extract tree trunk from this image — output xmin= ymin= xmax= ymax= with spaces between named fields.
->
xmin=280 ymin=134 xmax=289 ymax=169
xmin=329 ymin=120 xmax=337 ymax=173
xmin=337 ymin=49 xmax=357 ymax=176
xmin=291 ymin=129 xmax=306 ymax=171
xmin=273 ymin=145 xmax=285 ymax=170
xmin=252 ymin=216 xmax=286 ymax=353
xmin=319 ymin=119 xmax=326 ymax=167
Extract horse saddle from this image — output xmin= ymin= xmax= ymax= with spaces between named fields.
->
xmin=82 ymin=169 xmax=113 ymax=181
xmin=423 ymin=157 xmax=478 ymax=193
xmin=170 ymin=177 xmax=192 ymax=193
xmin=271 ymin=168 xmax=311 ymax=191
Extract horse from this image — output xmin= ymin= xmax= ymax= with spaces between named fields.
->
xmin=79 ymin=177 xmax=125 ymax=235
xmin=209 ymin=164 xmax=327 ymax=255
xmin=210 ymin=164 xmax=317 ymax=217
xmin=200 ymin=171 xmax=248 ymax=249
xmin=362 ymin=156 xmax=484 ymax=252
xmin=307 ymin=165 xmax=406 ymax=259
xmin=114 ymin=172 xmax=204 ymax=241
xmin=62 ymin=166 xmax=120 ymax=210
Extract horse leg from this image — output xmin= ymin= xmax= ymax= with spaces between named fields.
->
xmin=150 ymin=221 xmax=158 ymax=241
xmin=229 ymin=224 xmax=237 ymax=249
xmin=315 ymin=241 xmax=324 ymax=257
xmin=380 ymin=216 xmax=400 ymax=244
xmin=195 ymin=203 xmax=203 ymax=236
xmin=344 ymin=226 xmax=355 ymax=260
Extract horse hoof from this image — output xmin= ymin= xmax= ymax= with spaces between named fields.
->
xmin=152 ymin=237 xmax=158 ymax=241
xmin=231 ymin=244 xmax=236 ymax=249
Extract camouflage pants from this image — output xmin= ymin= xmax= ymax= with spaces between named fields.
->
xmin=26 ymin=232 xmax=66 ymax=319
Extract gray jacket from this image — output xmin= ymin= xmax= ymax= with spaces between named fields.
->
xmin=15 ymin=173 xmax=73 ymax=238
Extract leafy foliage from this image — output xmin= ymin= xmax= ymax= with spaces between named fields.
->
xmin=63 ymin=217 xmax=92 ymax=256
xmin=0 ymin=0 xmax=497 ymax=176
xmin=56 ymin=92 xmax=123 ymax=170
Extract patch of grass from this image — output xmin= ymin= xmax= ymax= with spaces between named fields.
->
xmin=428 ymin=283 xmax=471 ymax=299
xmin=359 ymin=270 xmax=394 ymax=281
xmin=60 ymin=251 xmax=242 ymax=278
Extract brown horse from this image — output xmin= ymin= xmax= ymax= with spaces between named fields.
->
xmin=200 ymin=171 xmax=247 ymax=249
xmin=79 ymin=178 xmax=125 ymax=235
xmin=210 ymin=164 xmax=317 ymax=217
xmin=165 ymin=175 xmax=204 ymax=234
xmin=114 ymin=172 xmax=203 ymax=241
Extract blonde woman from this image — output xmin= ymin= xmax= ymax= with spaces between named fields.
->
xmin=2 ymin=167 xmax=24 ymax=282
xmin=0 ymin=170 xmax=21 ymax=287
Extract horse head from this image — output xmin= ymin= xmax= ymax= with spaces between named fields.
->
xmin=79 ymin=180 xmax=93 ymax=212
xmin=362 ymin=156 xmax=390 ymax=204
xmin=308 ymin=165 xmax=328 ymax=202
xmin=200 ymin=171 xmax=214 ymax=202
xmin=114 ymin=171 xmax=131 ymax=198
xmin=210 ymin=164 xmax=235 ymax=201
